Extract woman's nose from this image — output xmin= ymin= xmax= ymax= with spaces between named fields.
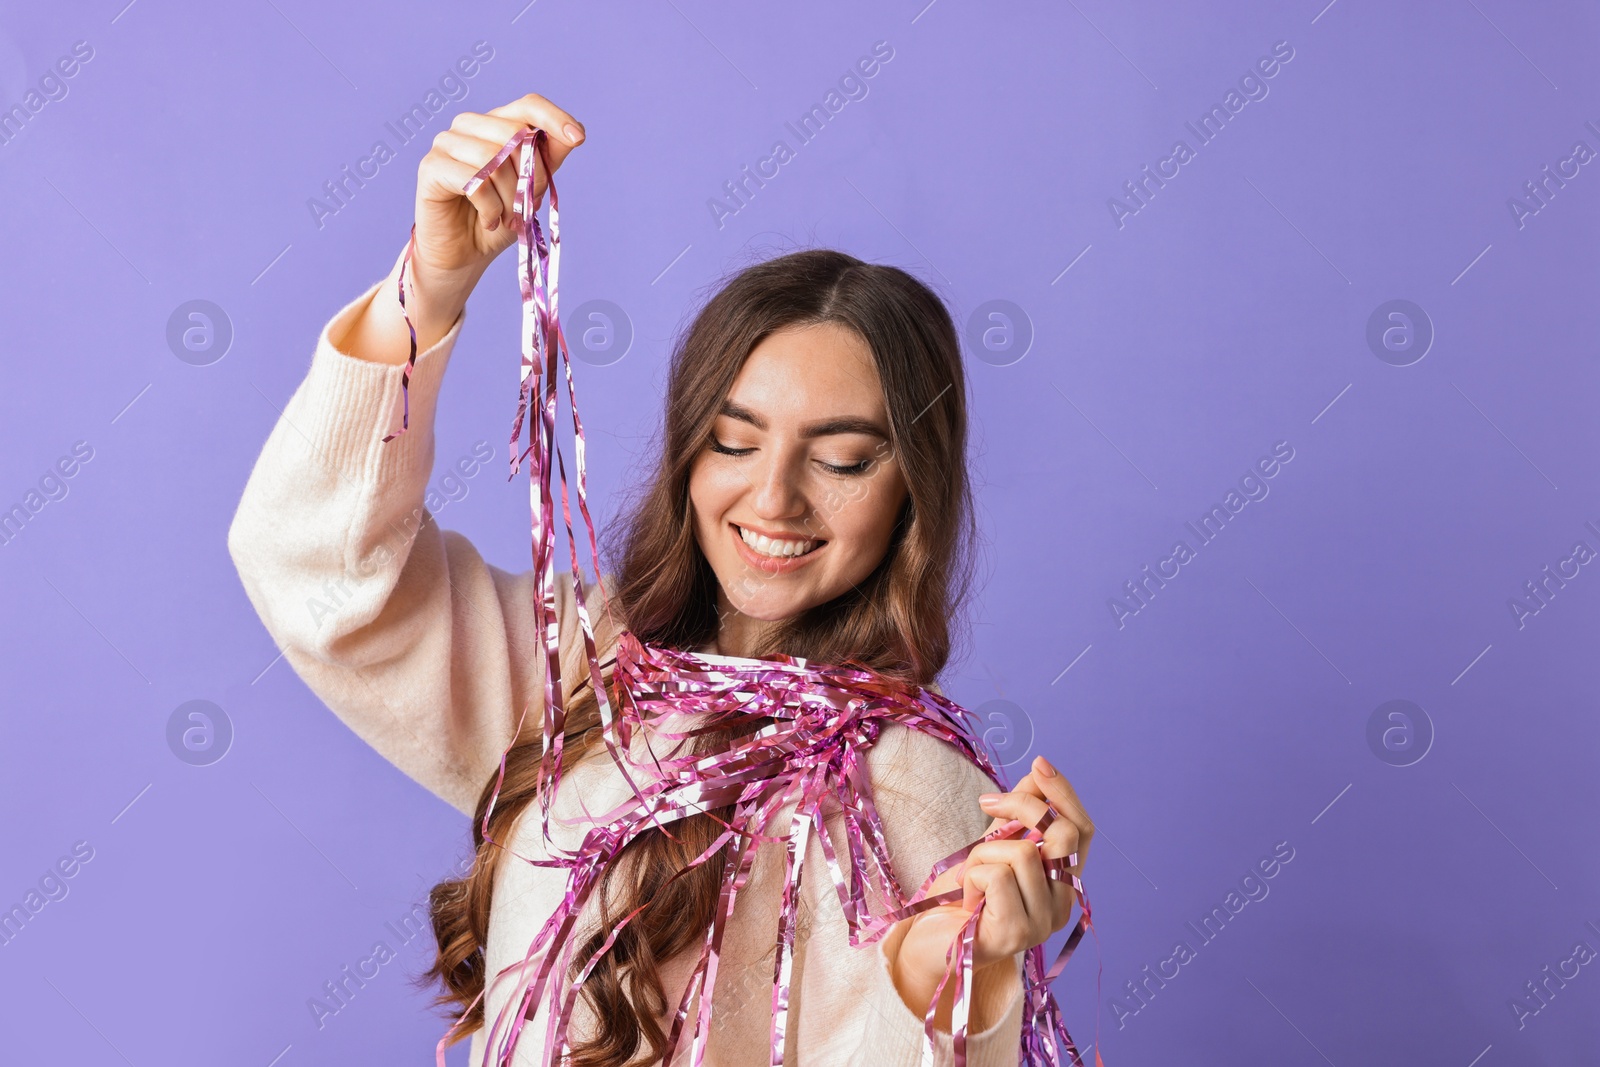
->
xmin=750 ymin=453 xmax=807 ymax=520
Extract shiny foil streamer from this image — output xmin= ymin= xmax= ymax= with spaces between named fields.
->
xmin=383 ymin=124 xmax=1102 ymax=1067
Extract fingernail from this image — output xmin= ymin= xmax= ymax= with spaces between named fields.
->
xmin=487 ymin=216 xmax=500 ymax=231
xmin=978 ymin=793 xmax=1002 ymax=806
xmin=1035 ymin=757 xmax=1057 ymax=778
xmin=563 ymin=122 xmax=584 ymax=143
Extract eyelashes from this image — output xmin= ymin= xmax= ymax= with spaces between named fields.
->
xmin=708 ymin=439 xmax=874 ymax=477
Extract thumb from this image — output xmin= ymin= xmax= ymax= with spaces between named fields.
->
xmin=538 ymin=129 xmax=583 ymax=175
xmin=962 ymin=862 xmax=996 ymax=912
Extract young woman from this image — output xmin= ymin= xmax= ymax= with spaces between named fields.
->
xmin=228 ymin=92 xmax=1095 ymax=1066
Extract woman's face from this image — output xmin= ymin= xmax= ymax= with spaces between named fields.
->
xmin=688 ymin=321 xmax=910 ymax=631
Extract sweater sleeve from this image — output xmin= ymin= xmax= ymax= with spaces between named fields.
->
xmin=803 ymin=723 xmax=1026 ymax=1066
xmin=863 ymin=724 xmax=1027 ymax=1065
xmin=226 ymin=277 xmax=615 ymax=816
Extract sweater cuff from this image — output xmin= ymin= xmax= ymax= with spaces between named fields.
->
xmin=869 ymin=937 xmax=1025 ymax=1066
xmin=296 ymin=276 xmax=466 ymax=488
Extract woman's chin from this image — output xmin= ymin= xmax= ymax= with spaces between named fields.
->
xmin=714 ymin=583 xmax=823 ymax=625
xmin=728 ymin=599 xmax=808 ymax=624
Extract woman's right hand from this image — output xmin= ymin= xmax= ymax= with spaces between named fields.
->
xmin=338 ymin=93 xmax=586 ymax=364
xmin=413 ymin=93 xmax=586 ymax=283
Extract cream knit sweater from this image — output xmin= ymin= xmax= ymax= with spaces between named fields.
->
xmin=226 ymin=278 xmax=1026 ymax=1065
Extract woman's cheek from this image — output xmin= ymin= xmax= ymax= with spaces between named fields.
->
xmin=685 ymin=470 xmax=720 ymax=548
xmin=814 ymin=479 xmax=865 ymax=535
xmin=687 ymin=461 xmax=734 ymax=518
xmin=823 ymin=481 xmax=892 ymax=549
xmin=857 ymin=474 xmax=909 ymax=550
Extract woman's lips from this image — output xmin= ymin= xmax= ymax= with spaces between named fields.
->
xmin=729 ymin=523 xmax=824 ymax=575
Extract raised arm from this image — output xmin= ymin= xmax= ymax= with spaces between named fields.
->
xmin=226 ymin=94 xmax=598 ymax=816
xmin=227 ymin=274 xmax=618 ymax=814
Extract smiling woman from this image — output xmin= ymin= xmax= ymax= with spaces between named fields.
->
xmin=691 ymin=318 xmax=910 ymax=643
xmin=226 ymin=92 xmax=1096 ymax=1067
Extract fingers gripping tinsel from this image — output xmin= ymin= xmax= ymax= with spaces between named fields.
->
xmin=381 ymin=124 xmax=1104 ymax=1067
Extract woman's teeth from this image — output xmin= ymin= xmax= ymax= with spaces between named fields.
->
xmin=737 ymin=525 xmax=820 ymax=558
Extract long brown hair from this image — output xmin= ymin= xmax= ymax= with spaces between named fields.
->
xmin=426 ymin=247 xmax=978 ymax=1065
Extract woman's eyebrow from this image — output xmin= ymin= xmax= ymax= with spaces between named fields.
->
xmin=719 ymin=400 xmax=889 ymax=440
xmin=799 ymin=416 xmax=889 ymax=440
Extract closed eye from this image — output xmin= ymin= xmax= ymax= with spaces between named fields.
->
xmin=711 ymin=439 xmax=874 ymax=476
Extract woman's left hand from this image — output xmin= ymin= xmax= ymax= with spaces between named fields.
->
xmin=884 ymin=754 xmax=1094 ymax=1028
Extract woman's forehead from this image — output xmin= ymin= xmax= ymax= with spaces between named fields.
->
xmin=724 ymin=322 xmax=886 ymax=424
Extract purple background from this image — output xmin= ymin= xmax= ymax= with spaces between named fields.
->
xmin=2 ymin=1 xmax=1597 ymax=1064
